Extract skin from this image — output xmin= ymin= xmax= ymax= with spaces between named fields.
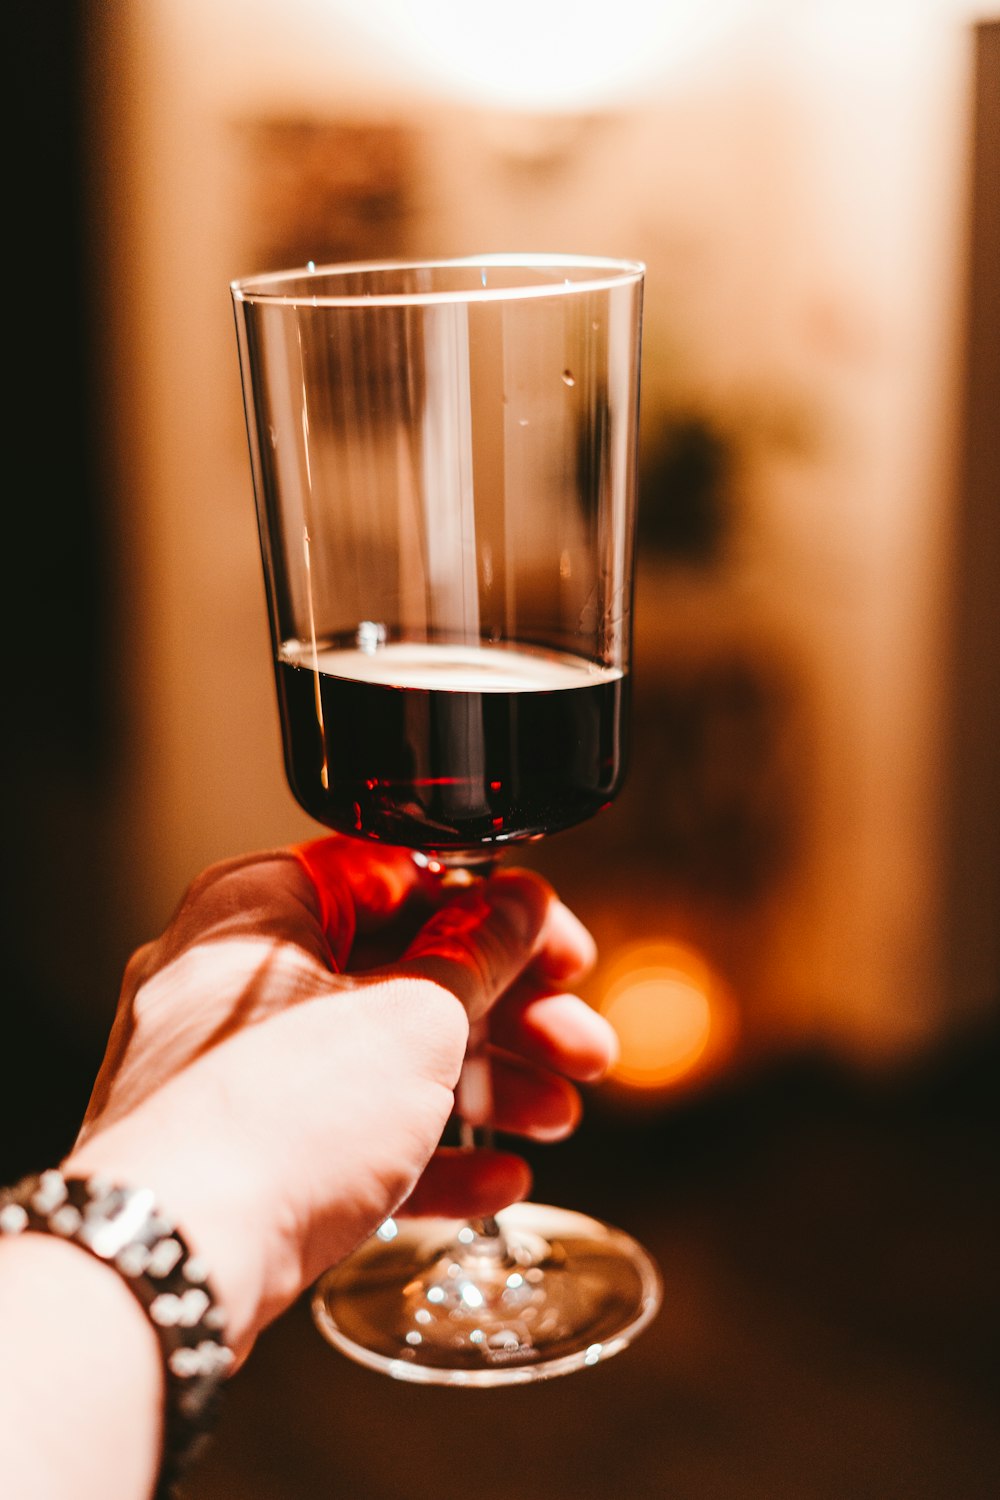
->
xmin=0 ymin=838 xmax=616 ymax=1499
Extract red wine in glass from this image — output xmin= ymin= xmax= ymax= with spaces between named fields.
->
xmin=276 ymin=636 xmax=629 ymax=857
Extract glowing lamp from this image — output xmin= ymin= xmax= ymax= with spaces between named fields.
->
xmin=322 ymin=0 xmax=750 ymax=113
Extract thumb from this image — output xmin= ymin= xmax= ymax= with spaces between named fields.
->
xmin=397 ymin=871 xmax=550 ymax=1022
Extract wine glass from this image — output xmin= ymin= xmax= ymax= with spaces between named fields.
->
xmin=231 ymin=255 xmax=661 ymax=1385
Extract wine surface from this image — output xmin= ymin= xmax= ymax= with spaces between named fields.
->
xmin=276 ymin=639 xmax=627 ymax=855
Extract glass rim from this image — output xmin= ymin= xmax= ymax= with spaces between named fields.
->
xmin=230 ymin=253 xmax=645 ymax=308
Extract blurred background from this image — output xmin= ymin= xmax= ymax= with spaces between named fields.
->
xmin=5 ymin=2 xmax=998 ymax=1495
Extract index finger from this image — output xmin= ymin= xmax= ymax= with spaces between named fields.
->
xmin=293 ymin=836 xmax=431 ymax=969
xmin=396 ymin=870 xmax=552 ymax=1022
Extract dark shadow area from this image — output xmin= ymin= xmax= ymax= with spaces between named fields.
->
xmin=189 ymin=1027 xmax=999 ymax=1500
xmin=2 ymin=2 xmax=119 ymax=1185
xmin=0 ymin=982 xmax=105 ymax=1184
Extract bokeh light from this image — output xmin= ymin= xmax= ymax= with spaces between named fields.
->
xmin=598 ymin=941 xmax=734 ymax=1091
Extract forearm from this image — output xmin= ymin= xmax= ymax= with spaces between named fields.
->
xmin=0 ymin=1233 xmax=163 ymax=1500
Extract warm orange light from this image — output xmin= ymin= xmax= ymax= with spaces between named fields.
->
xmin=320 ymin=0 xmax=751 ymax=112
xmin=598 ymin=942 xmax=724 ymax=1090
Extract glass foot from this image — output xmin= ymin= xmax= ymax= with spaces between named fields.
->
xmin=312 ymin=1202 xmax=662 ymax=1386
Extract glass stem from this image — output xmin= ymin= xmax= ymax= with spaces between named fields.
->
xmin=456 ymin=1014 xmax=503 ymax=1242
xmin=438 ymin=856 xmax=508 ymax=1248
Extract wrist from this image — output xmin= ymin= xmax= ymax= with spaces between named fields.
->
xmin=0 ymin=1231 xmax=164 ymax=1500
xmin=1 ymin=1167 xmax=236 ymax=1498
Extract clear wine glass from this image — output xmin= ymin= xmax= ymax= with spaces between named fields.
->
xmin=231 ymin=255 xmax=661 ymax=1385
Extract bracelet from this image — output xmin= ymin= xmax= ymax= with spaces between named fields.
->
xmin=0 ymin=1170 xmax=235 ymax=1497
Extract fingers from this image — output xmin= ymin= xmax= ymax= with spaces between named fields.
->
xmin=485 ymin=1051 xmax=582 ymax=1139
xmin=292 ymin=837 xmax=428 ymax=969
xmin=397 ymin=1148 xmax=533 ymax=1220
xmin=531 ymin=897 xmax=597 ymax=985
xmin=293 ymin=836 xmax=427 ymax=929
xmin=395 ymin=1035 xmax=596 ymax=1215
xmin=145 ymin=850 xmax=334 ymax=972
xmin=294 ymin=847 xmax=597 ymax=1011
xmin=148 ymin=838 xmax=428 ymax=981
xmin=397 ymin=870 xmax=550 ymax=1022
xmin=489 ymin=990 xmax=619 ymax=1083
xmin=395 ymin=1043 xmax=594 ymax=1219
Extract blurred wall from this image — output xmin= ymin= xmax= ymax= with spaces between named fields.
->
xmin=21 ymin=0 xmax=995 ymax=1068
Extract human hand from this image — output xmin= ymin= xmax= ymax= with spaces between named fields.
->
xmin=64 ymin=839 xmax=615 ymax=1360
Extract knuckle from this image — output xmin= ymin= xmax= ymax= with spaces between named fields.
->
xmin=372 ymin=976 xmax=470 ymax=1078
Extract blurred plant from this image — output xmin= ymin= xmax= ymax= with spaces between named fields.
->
xmin=638 ymin=390 xmax=823 ymax=568
xmin=638 ymin=413 xmax=732 ymax=565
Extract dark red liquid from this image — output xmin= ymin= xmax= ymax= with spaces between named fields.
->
xmin=275 ymin=645 xmax=628 ymax=856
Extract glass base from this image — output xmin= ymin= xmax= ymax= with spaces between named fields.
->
xmin=312 ymin=1202 xmax=662 ymax=1387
